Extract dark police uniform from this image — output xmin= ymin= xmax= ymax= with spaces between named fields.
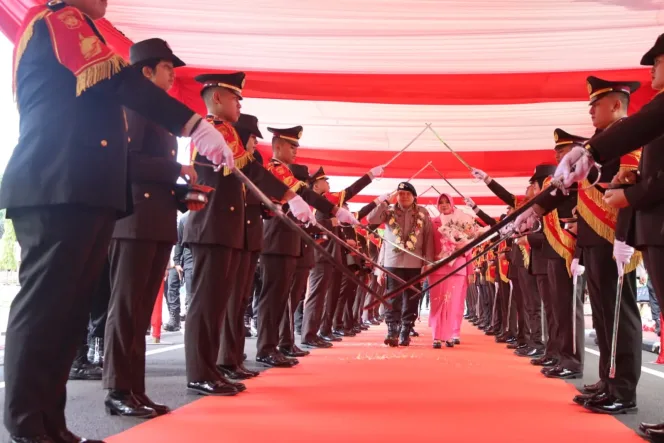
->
xmin=1 ymin=2 xmax=196 ymax=440
xmin=566 ymin=78 xmax=641 ymax=410
xmin=183 ymin=73 xmax=291 ymax=394
xmin=277 ymin=163 xmax=314 ymax=357
xmin=257 ymin=128 xmax=339 ymax=366
xmin=487 ymin=171 xmax=548 ymax=356
xmin=102 ymin=38 xmax=191 ymax=419
xmin=302 ymin=168 xmax=373 ymax=345
xmin=217 ymin=114 xmax=267 ymax=379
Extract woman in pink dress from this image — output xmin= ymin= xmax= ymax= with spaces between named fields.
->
xmin=429 ymin=193 xmax=479 ymax=348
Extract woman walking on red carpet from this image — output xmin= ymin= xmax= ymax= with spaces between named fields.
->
xmin=429 ymin=194 xmax=480 ymax=348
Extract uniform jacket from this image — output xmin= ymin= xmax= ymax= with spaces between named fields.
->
xmin=262 ymin=159 xmax=335 ymax=257
xmin=368 ymin=202 xmax=434 ymax=269
xmin=586 ymin=93 xmax=664 ymax=246
xmin=313 ymin=174 xmax=373 ymax=262
xmin=0 ymin=3 xmax=194 ymax=216
xmin=184 ymin=123 xmax=289 ymax=248
xmin=112 ymin=109 xmax=182 ymax=243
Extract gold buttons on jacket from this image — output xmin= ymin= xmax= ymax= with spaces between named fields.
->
xmin=171 ymin=190 xmax=175 ymax=196
xmin=144 ymin=193 xmax=150 ymax=198
xmin=100 ymin=140 xmax=108 ymax=147
xmin=230 ymin=206 xmax=235 ymax=211
xmin=128 ymin=137 xmax=131 ymax=143
xmin=247 ymin=220 xmax=251 ymax=224
xmin=171 ymin=150 xmax=176 ymax=156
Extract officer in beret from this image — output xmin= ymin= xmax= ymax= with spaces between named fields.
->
xmin=367 ymin=182 xmax=434 ymax=346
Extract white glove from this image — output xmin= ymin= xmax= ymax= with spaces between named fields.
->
xmin=471 ymin=168 xmax=491 ymax=184
xmin=370 ymin=165 xmax=385 ymax=178
xmin=613 ymin=240 xmax=634 ymax=277
xmin=377 ymin=193 xmax=391 ymax=203
xmin=554 ymin=145 xmax=595 ymax=188
xmin=288 ymin=195 xmax=316 ymax=225
xmin=571 ymin=258 xmax=585 ymax=278
xmin=463 ymin=197 xmax=476 ymax=208
xmin=514 ymin=207 xmax=538 ymax=234
xmin=499 ymin=223 xmax=514 ymax=237
xmin=190 ymin=119 xmax=234 ymax=169
xmin=335 ymin=207 xmax=360 ymax=225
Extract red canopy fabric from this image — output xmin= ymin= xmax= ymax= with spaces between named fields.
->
xmin=1 ymin=0 xmax=658 ymax=215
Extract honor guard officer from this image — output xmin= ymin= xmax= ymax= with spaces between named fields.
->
xmin=470 ymin=167 xmax=547 ymax=359
xmin=551 ymin=33 xmax=664 ymax=438
xmin=0 ymin=1 xmax=232 ymax=441
xmin=565 ymin=77 xmax=642 ymax=413
xmin=301 ymin=166 xmax=381 ymax=347
xmin=258 ymin=126 xmax=359 ymax=367
xmin=183 ymin=73 xmax=314 ymax=394
xmin=277 ymin=163 xmax=315 ymax=358
xmin=103 ymin=38 xmax=211 ymax=419
xmin=217 ymin=114 xmax=265 ymax=380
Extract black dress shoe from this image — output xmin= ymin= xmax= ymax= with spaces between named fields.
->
xmin=445 ymin=341 xmax=454 ymax=348
xmin=187 ymin=380 xmax=238 ymax=396
xmin=352 ymin=326 xmax=362 ymax=333
xmin=278 ymin=345 xmax=310 ymax=357
xmin=640 ymin=422 xmax=664 ymax=433
xmin=237 ymin=364 xmax=259 ymax=377
xmin=518 ymin=347 xmax=544 ymax=358
xmin=453 ymin=338 xmax=460 ymax=345
xmin=50 ymin=429 xmax=106 ymax=443
xmin=69 ymin=362 xmax=102 ymax=381
xmin=583 ymin=380 xmax=605 ymax=394
xmin=485 ymin=330 xmax=497 ymax=336
xmin=302 ymin=338 xmax=332 ymax=348
xmin=256 ymin=353 xmax=295 ymax=368
xmin=507 ymin=342 xmax=525 ymax=350
xmin=544 ymin=367 xmax=582 ymax=380
xmin=584 ymin=394 xmax=637 ymax=415
xmin=218 ymin=374 xmax=247 ymax=391
xmin=647 ymin=428 xmax=664 ymax=441
xmin=370 ymin=319 xmax=380 ymax=325
xmin=573 ymin=391 xmax=601 ymax=406
xmin=495 ymin=335 xmax=508 ymax=343
xmin=11 ymin=435 xmax=55 ymax=443
xmin=318 ymin=333 xmax=342 ymax=342
xmin=104 ymin=391 xmax=157 ymax=419
xmin=505 ymin=337 xmax=517 ymax=344
xmin=133 ymin=393 xmax=170 ymax=416
xmin=532 ymin=357 xmax=557 ymax=367
xmin=410 ymin=329 xmax=419 ymax=337
xmin=359 ymin=323 xmax=370 ymax=330
xmin=217 ymin=365 xmax=253 ymax=380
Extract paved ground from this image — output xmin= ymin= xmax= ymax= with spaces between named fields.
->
xmin=0 ymin=321 xmax=660 ymax=441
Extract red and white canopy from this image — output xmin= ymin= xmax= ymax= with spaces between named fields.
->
xmin=0 ymin=0 xmax=658 ymax=215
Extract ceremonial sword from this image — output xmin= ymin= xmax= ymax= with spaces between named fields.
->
xmin=609 ymin=263 xmax=626 ymax=379
xmin=377 ymin=181 xmax=565 ymax=307
xmin=381 ymin=124 xmax=431 ymax=169
xmin=572 ymin=273 xmax=579 ymax=355
xmin=427 ymin=125 xmax=474 ymax=171
xmin=227 ymin=166 xmax=388 ymax=305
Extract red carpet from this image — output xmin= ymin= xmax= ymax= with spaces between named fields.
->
xmin=107 ymin=321 xmax=644 ymax=443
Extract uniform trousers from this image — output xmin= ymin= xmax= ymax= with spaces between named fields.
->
xmin=548 ymin=258 xmax=584 ymax=372
xmin=103 ymin=239 xmax=171 ymax=393
xmin=353 ymin=278 xmax=368 ymax=325
xmin=334 ymin=273 xmax=358 ymax=331
xmin=218 ymin=250 xmax=259 ymax=368
xmin=320 ymin=267 xmax=343 ymax=336
xmin=4 ymin=205 xmax=115 ymax=437
xmin=362 ymin=275 xmax=380 ymax=322
xmin=490 ymin=282 xmax=503 ymax=331
xmin=301 ymin=261 xmax=333 ymax=342
xmin=384 ymin=267 xmax=422 ymax=325
xmin=466 ymin=284 xmax=477 ymax=318
xmin=536 ymin=273 xmax=559 ymax=359
xmin=517 ymin=267 xmax=543 ymax=348
xmin=584 ymin=245 xmax=641 ymax=401
xmin=279 ymin=266 xmax=310 ymax=348
xmin=499 ymin=280 xmax=517 ymax=337
xmin=478 ymin=282 xmax=494 ymax=325
xmin=185 ymin=245 xmax=238 ymax=382
xmin=256 ymin=254 xmax=298 ymax=357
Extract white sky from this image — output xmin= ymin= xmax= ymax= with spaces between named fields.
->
xmin=0 ymin=35 xmax=19 ymax=174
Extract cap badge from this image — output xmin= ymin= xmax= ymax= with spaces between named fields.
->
xmin=298 ymin=130 xmax=303 ymax=139
xmin=399 ymin=183 xmax=405 ymax=189
xmin=586 ymin=81 xmax=592 ymax=95
xmin=554 ymin=131 xmax=559 ymax=142
xmin=241 ymin=77 xmax=246 ymax=88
